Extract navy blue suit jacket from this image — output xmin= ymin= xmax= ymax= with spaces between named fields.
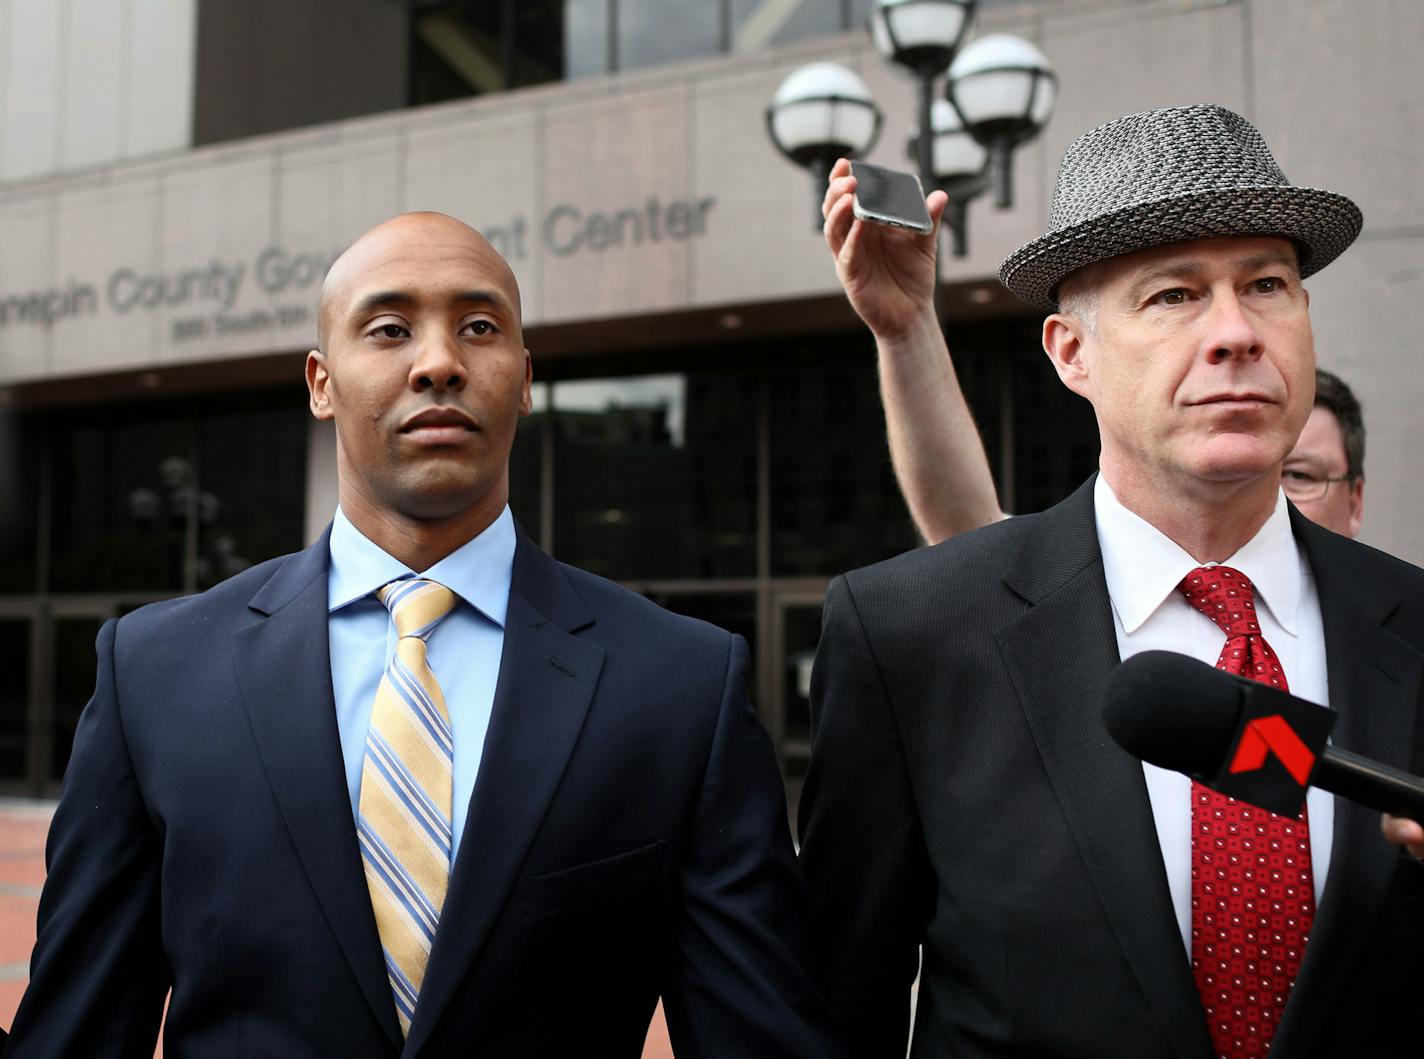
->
xmin=6 ymin=530 xmax=835 ymax=1057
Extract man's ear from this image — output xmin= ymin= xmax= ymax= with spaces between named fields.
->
xmin=1042 ymin=313 xmax=1092 ymax=400
xmin=1347 ymin=476 xmax=1364 ymax=539
xmin=519 ymin=348 xmax=533 ymax=417
xmin=306 ymin=350 xmax=334 ymax=421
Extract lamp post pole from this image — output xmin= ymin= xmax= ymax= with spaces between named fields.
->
xmin=914 ymin=73 xmax=936 ymax=208
xmin=947 ymin=36 xmax=1059 ymax=214
xmin=766 ymin=64 xmax=884 ymax=231
xmin=914 ymin=74 xmax=944 ymax=313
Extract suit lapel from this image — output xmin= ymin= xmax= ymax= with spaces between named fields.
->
xmin=230 ymin=532 xmax=403 ymax=1049
xmin=994 ymin=480 xmax=1214 ymax=1059
xmin=1271 ymin=514 xmax=1423 ymax=1054
xmin=405 ymin=537 xmax=604 ymax=1056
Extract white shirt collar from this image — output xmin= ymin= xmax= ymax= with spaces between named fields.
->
xmin=1094 ymin=475 xmax=1301 ymax=637
xmin=327 ymin=504 xmax=516 ymax=628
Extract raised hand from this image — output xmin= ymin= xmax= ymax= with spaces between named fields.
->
xmin=822 ymin=157 xmax=948 ymax=341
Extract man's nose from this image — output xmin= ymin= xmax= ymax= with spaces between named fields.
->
xmin=1204 ymin=289 xmax=1263 ymax=363
xmin=409 ymin=333 xmax=466 ymax=391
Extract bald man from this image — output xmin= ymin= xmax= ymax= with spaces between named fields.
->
xmin=6 ymin=213 xmax=836 ymax=1058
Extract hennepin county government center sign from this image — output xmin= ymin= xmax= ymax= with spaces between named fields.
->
xmin=0 ymin=193 xmax=718 ymax=343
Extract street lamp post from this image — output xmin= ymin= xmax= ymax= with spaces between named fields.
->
xmin=766 ymin=63 xmax=883 ymax=230
xmin=869 ymin=0 xmax=976 ymax=213
xmin=767 ymin=3 xmax=1056 ymax=262
xmin=911 ymin=99 xmax=989 ymax=258
xmin=947 ymin=33 xmax=1057 ymax=209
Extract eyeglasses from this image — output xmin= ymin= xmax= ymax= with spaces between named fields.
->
xmin=1281 ymin=468 xmax=1353 ymax=503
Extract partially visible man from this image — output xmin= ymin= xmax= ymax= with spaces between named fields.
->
xmin=801 ymin=104 xmax=1424 ymax=1058
xmin=5 ymin=212 xmax=836 ymax=1057
xmin=1283 ymin=368 xmax=1365 ymax=537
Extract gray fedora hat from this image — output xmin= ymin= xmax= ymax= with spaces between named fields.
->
xmin=998 ymin=103 xmax=1363 ymax=310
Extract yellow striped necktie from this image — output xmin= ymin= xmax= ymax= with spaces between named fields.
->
xmin=358 ymin=577 xmax=458 ymax=1037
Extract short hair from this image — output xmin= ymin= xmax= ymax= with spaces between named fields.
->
xmin=1314 ymin=367 xmax=1365 ymax=480
xmin=1054 ymin=266 xmax=1101 ymax=335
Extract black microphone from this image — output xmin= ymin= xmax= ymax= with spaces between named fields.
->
xmin=1102 ymin=650 xmax=1424 ymax=823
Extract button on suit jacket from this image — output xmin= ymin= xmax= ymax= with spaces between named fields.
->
xmin=7 ymin=529 xmax=836 ymax=1058
xmin=799 ymin=477 xmax=1424 ymax=1059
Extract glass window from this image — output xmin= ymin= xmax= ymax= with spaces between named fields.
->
xmin=617 ymin=0 xmax=722 ymax=73
xmin=48 ymin=389 xmax=311 ymax=595
xmin=564 ymin=0 xmax=611 ymax=79
xmin=410 ymin=0 xmax=594 ymax=103
xmin=510 ymin=0 xmax=573 ymax=87
xmin=552 ymin=370 xmax=757 ymax=580
xmin=51 ymin=616 xmax=102 ymax=782
xmin=1013 ymin=347 xmax=1099 ymax=514
xmin=769 ymin=346 xmax=918 ymax=576
xmin=731 ymin=0 xmax=846 ymax=52
xmin=410 ymin=1 xmax=511 ymax=105
xmin=49 ymin=408 xmax=191 ymax=593
xmin=195 ymin=394 xmax=309 ymax=591
xmin=0 ymin=618 xmax=29 ymax=780
xmin=0 ymin=412 xmax=40 ymax=595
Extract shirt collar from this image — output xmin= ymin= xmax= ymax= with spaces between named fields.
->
xmin=327 ymin=505 xmax=516 ymax=628
xmin=1094 ymin=475 xmax=1301 ymax=636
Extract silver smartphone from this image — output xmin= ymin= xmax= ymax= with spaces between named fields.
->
xmin=850 ymin=160 xmax=933 ymax=235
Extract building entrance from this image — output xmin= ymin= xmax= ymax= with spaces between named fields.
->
xmin=0 ymin=601 xmax=114 ymax=797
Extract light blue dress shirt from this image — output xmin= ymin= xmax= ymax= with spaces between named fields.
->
xmin=327 ymin=505 xmax=514 ymax=858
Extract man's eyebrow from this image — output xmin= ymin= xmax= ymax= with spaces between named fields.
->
xmin=351 ymin=290 xmax=416 ymax=318
xmin=451 ymin=289 xmax=515 ymax=315
xmin=1122 ymin=260 xmax=1203 ymax=303
xmin=349 ymin=288 xmax=514 ymax=319
xmin=1122 ymin=251 xmax=1302 ymax=304
xmin=1233 ymin=252 xmax=1300 ymax=276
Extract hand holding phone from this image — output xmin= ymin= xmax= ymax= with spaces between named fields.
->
xmin=850 ymin=161 xmax=933 ymax=235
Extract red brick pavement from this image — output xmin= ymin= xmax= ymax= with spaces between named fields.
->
xmin=0 ymin=803 xmax=673 ymax=1058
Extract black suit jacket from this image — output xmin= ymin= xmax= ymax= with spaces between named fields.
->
xmin=799 ymin=477 xmax=1424 ymax=1058
xmin=7 ymin=530 xmax=836 ymax=1058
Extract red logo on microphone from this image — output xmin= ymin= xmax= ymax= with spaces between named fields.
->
xmin=1228 ymin=715 xmax=1316 ymax=786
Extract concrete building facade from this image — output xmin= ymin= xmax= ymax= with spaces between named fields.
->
xmin=0 ymin=0 xmax=1418 ymax=795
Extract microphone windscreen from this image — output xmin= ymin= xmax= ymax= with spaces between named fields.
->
xmin=1101 ymin=651 xmax=1246 ymax=777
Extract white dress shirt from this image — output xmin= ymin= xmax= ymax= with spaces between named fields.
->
xmin=1093 ymin=475 xmax=1333 ymax=953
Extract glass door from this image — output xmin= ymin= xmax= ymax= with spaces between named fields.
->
xmin=768 ymin=590 xmax=825 ymax=816
xmin=0 ymin=606 xmax=36 ymax=793
xmin=0 ymin=602 xmax=117 ymax=797
xmin=46 ymin=606 xmax=114 ymax=793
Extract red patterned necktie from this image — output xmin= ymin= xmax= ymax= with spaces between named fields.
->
xmin=1177 ymin=566 xmax=1313 ymax=1059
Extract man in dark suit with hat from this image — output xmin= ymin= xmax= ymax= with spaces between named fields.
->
xmin=5 ymin=212 xmax=836 ymax=1057
xmin=799 ymin=104 xmax=1424 ymax=1058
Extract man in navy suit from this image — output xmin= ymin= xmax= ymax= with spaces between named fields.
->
xmin=5 ymin=212 xmax=835 ymax=1057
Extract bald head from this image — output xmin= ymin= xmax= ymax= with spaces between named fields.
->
xmin=304 ymin=209 xmax=533 ymax=548
xmin=317 ymin=211 xmax=522 ymax=351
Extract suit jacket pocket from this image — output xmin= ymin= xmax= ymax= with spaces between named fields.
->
xmin=527 ymin=839 xmax=666 ymax=917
